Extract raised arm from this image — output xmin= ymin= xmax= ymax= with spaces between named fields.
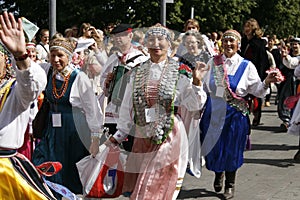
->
xmin=0 ymin=11 xmax=30 ymax=69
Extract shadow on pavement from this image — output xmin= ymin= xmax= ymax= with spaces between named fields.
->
xmin=250 ymin=125 xmax=285 ymax=133
xmin=244 ymin=158 xmax=298 ymax=168
xmin=177 ymin=188 xmax=225 ymax=199
xmin=250 ymin=144 xmax=298 ymax=151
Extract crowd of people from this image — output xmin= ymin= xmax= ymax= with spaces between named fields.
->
xmin=0 ymin=10 xmax=299 ymax=200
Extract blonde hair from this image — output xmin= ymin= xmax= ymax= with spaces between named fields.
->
xmin=183 ymin=19 xmax=200 ymax=32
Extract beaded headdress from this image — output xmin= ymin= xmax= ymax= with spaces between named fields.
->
xmin=49 ymin=38 xmax=74 ymax=57
xmin=144 ymin=24 xmax=172 ymax=43
xmin=223 ymin=29 xmax=241 ymax=42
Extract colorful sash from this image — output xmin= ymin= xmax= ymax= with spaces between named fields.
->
xmin=212 ymin=56 xmax=249 ymax=115
xmin=0 ymin=78 xmax=16 ymax=112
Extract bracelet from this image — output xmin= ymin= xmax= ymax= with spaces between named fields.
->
xmin=14 ymin=52 xmax=29 ymax=61
xmin=91 ymin=132 xmax=100 ymax=138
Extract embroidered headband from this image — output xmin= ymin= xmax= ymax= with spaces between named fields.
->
xmin=50 ymin=39 xmax=74 ymax=57
xmin=26 ymin=42 xmax=36 ymax=49
xmin=223 ymin=29 xmax=241 ymax=42
xmin=145 ymin=25 xmax=172 ymax=43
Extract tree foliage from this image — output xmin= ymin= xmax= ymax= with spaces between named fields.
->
xmin=5 ymin=0 xmax=299 ymax=38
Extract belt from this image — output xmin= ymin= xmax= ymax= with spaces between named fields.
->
xmin=0 ymin=149 xmax=17 ymax=156
xmin=174 ymin=106 xmax=179 ymax=114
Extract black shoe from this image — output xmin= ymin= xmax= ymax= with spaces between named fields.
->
xmin=213 ymin=172 xmax=224 ymax=193
xmin=224 ymin=187 xmax=234 ymax=199
xmin=280 ymin=122 xmax=288 ymax=132
xmin=252 ymin=119 xmax=259 ymax=126
xmin=294 ymin=150 xmax=300 ymax=161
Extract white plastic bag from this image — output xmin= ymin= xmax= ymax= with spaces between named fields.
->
xmin=76 ymin=144 xmax=125 ymax=198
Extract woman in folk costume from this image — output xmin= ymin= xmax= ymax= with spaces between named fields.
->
xmin=32 ymin=37 xmax=103 ymax=198
xmin=106 ymin=24 xmax=207 ymax=200
xmin=200 ymin=30 xmax=281 ymax=199
xmin=0 ymin=12 xmax=56 ymax=199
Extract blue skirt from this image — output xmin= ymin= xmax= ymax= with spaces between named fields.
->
xmin=200 ymin=97 xmax=250 ymax=172
xmin=32 ymin=107 xmax=90 ymax=195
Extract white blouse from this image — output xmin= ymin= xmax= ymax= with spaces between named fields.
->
xmin=0 ymin=61 xmax=47 ymax=149
xmin=203 ymin=53 xmax=269 ymax=98
xmin=113 ymin=59 xmax=207 ymax=143
xmin=283 ymin=55 xmax=300 ymax=69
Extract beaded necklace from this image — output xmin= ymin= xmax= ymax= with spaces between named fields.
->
xmin=52 ymin=72 xmax=71 ymax=99
xmin=133 ymin=58 xmax=178 ymax=144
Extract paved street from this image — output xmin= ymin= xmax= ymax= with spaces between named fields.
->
xmin=177 ymin=99 xmax=300 ymax=200
xmin=101 ymin=92 xmax=300 ymax=200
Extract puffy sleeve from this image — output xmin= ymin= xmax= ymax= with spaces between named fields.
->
xmin=282 ymin=55 xmax=300 ymax=69
xmin=15 ymin=60 xmax=47 ymax=110
xmin=100 ymin=54 xmax=118 ymax=90
xmin=113 ymin=74 xmax=135 ymax=143
xmin=235 ymin=61 xmax=270 ymax=98
xmin=70 ymin=71 xmax=103 ymax=133
xmin=175 ymin=74 xmax=207 ymax=112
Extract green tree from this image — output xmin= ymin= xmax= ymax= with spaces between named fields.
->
xmin=14 ymin=0 xmax=300 ymax=39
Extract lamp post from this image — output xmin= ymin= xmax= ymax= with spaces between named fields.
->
xmin=160 ymin=0 xmax=166 ymax=26
xmin=161 ymin=0 xmax=174 ymax=26
xmin=49 ymin=0 xmax=56 ymax=37
xmin=191 ymin=6 xmax=194 ymax=19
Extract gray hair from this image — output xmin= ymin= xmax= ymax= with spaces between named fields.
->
xmin=182 ymin=30 xmax=205 ymax=48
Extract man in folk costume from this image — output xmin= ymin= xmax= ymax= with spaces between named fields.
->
xmin=0 ymin=12 xmax=55 ymax=199
xmin=100 ymin=24 xmax=148 ymax=151
xmin=200 ymin=30 xmax=281 ymax=199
